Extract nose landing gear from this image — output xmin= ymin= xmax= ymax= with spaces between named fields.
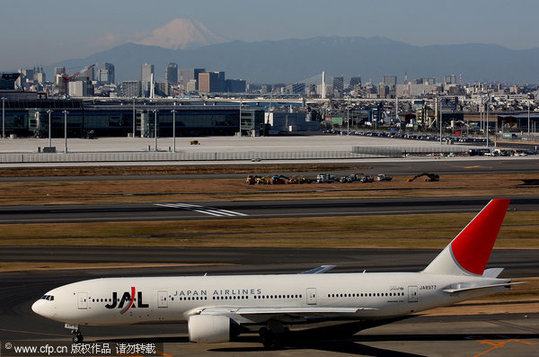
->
xmin=72 ymin=330 xmax=84 ymax=343
xmin=65 ymin=323 xmax=84 ymax=343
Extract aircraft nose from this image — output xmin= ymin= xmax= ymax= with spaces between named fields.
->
xmin=32 ymin=299 xmax=55 ymax=318
xmin=32 ymin=299 xmax=44 ymax=315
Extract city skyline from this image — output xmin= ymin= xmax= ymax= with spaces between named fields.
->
xmin=1 ymin=0 xmax=539 ymax=71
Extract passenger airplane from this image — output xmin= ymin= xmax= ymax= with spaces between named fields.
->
xmin=33 ymin=199 xmax=519 ymax=348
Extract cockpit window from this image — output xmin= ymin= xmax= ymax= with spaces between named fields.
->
xmin=41 ymin=295 xmax=54 ymax=301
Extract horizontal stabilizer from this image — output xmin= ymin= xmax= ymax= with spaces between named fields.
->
xmin=443 ymin=282 xmax=524 ymax=294
xmin=483 ymin=268 xmax=504 ymax=278
xmin=301 ymin=265 xmax=336 ymax=274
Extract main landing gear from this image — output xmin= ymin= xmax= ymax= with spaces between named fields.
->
xmin=258 ymin=321 xmax=290 ymax=349
xmin=65 ymin=323 xmax=84 ymax=343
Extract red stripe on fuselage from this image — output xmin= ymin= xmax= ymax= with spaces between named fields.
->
xmin=451 ymin=199 xmax=510 ymax=275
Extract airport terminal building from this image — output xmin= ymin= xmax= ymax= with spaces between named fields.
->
xmin=0 ymin=95 xmax=265 ymax=138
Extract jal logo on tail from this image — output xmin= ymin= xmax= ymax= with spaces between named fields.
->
xmin=105 ymin=287 xmax=149 ymax=314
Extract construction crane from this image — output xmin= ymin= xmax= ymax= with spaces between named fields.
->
xmin=62 ymin=64 xmax=95 ymax=83
xmin=58 ymin=64 xmax=95 ymax=96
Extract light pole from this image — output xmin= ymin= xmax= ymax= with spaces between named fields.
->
xmin=1 ymin=97 xmax=5 ymax=139
xmin=239 ymin=100 xmax=242 ymax=136
xmin=132 ymin=97 xmax=136 ymax=138
xmin=348 ymin=109 xmax=351 ymax=135
xmin=528 ymin=99 xmax=531 ymax=137
xmin=63 ymin=110 xmax=68 ymax=153
xmin=153 ymin=109 xmax=158 ymax=151
xmin=486 ymin=94 xmax=490 ymax=148
xmin=171 ymin=102 xmax=176 ymax=153
xmin=439 ymin=98 xmax=442 ymax=145
xmin=495 ymin=104 xmax=498 ymax=147
xmin=47 ymin=109 xmax=52 ymax=147
xmin=479 ymin=93 xmax=483 ymax=132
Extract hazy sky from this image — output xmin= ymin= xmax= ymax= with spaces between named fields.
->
xmin=1 ymin=0 xmax=538 ymax=70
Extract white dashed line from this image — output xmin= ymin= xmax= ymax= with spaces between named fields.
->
xmin=156 ymin=203 xmax=248 ymax=218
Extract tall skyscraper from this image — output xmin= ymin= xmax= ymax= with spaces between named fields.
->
xmin=141 ymin=63 xmax=154 ymax=97
xmin=333 ymin=76 xmax=344 ymax=92
xmin=383 ymin=75 xmax=397 ymax=88
xmin=217 ymin=71 xmax=225 ymax=92
xmin=100 ymin=63 xmax=115 ymax=84
xmin=54 ymin=67 xmax=66 ymax=76
xmin=80 ymin=66 xmax=94 ymax=81
xmin=179 ymin=68 xmax=205 ymax=90
xmin=198 ymin=72 xmax=218 ymax=93
xmin=165 ymin=63 xmax=178 ymax=84
xmin=349 ymin=76 xmax=361 ymax=88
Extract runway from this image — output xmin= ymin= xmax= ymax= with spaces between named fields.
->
xmin=0 ymin=248 xmax=537 ymax=355
xmin=0 ymin=157 xmax=538 ymax=182
xmin=1 ymin=196 xmax=538 ymax=223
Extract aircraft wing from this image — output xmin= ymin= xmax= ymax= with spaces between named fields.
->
xmin=235 ymin=306 xmax=375 ymax=315
xmin=196 ymin=306 xmax=376 ymax=316
xmin=301 ymin=265 xmax=336 ymax=274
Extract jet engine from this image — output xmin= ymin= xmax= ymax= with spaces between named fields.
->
xmin=188 ymin=315 xmax=234 ymax=343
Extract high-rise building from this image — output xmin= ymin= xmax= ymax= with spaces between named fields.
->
xmin=185 ymin=79 xmax=197 ymax=93
xmin=383 ymin=75 xmax=397 ymax=88
xmin=119 ymin=81 xmax=141 ymax=97
xmin=444 ymin=74 xmax=457 ymax=85
xmin=378 ymin=84 xmax=389 ymax=98
xmin=35 ymin=71 xmax=46 ymax=84
xmin=155 ymin=82 xmax=168 ymax=97
xmin=54 ymin=67 xmax=66 ymax=76
xmin=141 ymin=63 xmax=154 ymax=97
xmin=349 ymin=76 xmax=361 ymax=88
xmin=198 ymin=71 xmax=226 ymax=93
xmin=179 ymin=68 xmax=205 ymax=90
xmin=68 ymin=81 xmax=90 ymax=97
xmin=333 ymin=76 xmax=344 ymax=92
xmin=80 ymin=66 xmax=94 ymax=81
xmin=225 ymin=79 xmax=246 ymax=93
xmin=18 ymin=68 xmax=34 ymax=83
xmin=0 ymin=73 xmax=20 ymax=90
xmin=198 ymin=72 xmax=219 ymax=93
xmin=100 ymin=63 xmax=115 ymax=84
xmin=165 ymin=63 xmax=178 ymax=84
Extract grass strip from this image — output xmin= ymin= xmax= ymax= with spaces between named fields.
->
xmin=0 ymin=212 xmax=537 ymax=249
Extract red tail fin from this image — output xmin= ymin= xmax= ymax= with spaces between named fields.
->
xmin=450 ymin=199 xmax=510 ymax=275
xmin=423 ymin=199 xmax=510 ymax=276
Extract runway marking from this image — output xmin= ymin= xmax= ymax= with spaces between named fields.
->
xmin=474 ymin=339 xmax=538 ymax=357
xmin=155 ymin=203 xmax=248 ymax=218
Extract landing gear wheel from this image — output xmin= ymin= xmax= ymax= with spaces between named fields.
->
xmin=259 ymin=327 xmax=282 ymax=349
xmin=72 ymin=331 xmax=83 ymax=343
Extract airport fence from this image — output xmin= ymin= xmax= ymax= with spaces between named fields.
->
xmin=352 ymin=145 xmax=470 ymax=157
xmin=0 ymin=146 xmax=472 ymax=164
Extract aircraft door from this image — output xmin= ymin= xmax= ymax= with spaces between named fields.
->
xmin=306 ymin=288 xmax=317 ymax=305
xmin=408 ymin=286 xmax=418 ymax=303
xmin=158 ymin=291 xmax=168 ymax=308
xmin=77 ymin=292 xmax=88 ymax=309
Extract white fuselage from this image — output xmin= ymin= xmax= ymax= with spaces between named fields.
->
xmin=32 ymin=272 xmax=507 ymax=327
